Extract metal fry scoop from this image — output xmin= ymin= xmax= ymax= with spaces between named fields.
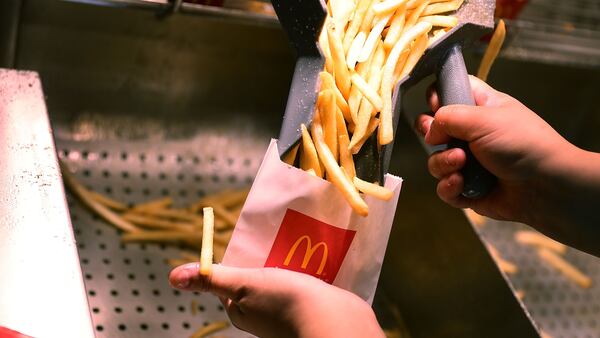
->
xmin=273 ymin=0 xmax=497 ymax=198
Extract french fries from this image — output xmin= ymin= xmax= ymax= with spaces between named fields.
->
xmin=354 ymin=177 xmax=394 ymax=201
xmin=538 ymin=248 xmax=592 ymax=288
xmin=312 ymin=118 xmax=369 ymax=216
xmin=514 ymin=230 xmax=567 ymax=254
xmin=380 ymin=21 xmax=433 ymax=145
xmin=373 ymin=0 xmax=408 ymax=16
xmin=477 ymin=19 xmax=506 ymax=82
xmin=200 ymin=207 xmax=214 ymax=276
xmin=350 ymin=73 xmax=383 ymax=111
xmin=190 ymin=320 xmax=230 ymax=338
xmin=300 ymin=124 xmax=324 ymax=177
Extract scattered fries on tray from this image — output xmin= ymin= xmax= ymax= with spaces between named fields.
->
xmin=286 ymin=0 xmax=463 ymax=216
xmin=60 ymin=160 xmax=247 ymax=263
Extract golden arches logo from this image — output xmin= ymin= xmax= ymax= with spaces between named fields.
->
xmin=283 ymin=235 xmax=328 ymax=275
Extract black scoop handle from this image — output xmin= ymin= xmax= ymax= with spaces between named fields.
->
xmin=436 ymin=44 xmax=496 ymax=199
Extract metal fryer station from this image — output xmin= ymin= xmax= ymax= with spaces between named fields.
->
xmin=1 ymin=0 xmax=600 ymax=337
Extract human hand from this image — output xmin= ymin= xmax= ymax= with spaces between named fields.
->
xmin=169 ymin=264 xmax=384 ymax=338
xmin=415 ymin=75 xmax=574 ymax=226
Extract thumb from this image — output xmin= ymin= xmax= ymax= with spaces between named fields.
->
xmin=425 ymin=104 xmax=492 ymax=145
xmin=169 ymin=263 xmax=253 ymax=301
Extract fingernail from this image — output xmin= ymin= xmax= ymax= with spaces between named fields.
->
xmin=421 ymin=119 xmax=431 ymax=135
xmin=447 ymin=150 xmax=457 ymax=166
xmin=173 ymin=266 xmax=196 ymax=289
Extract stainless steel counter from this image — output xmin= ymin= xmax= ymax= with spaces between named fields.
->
xmin=0 ymin=69 xmax=95 ymax=338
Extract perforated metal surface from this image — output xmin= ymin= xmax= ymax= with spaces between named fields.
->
xmin=58 ymin=135 xmax=268 ymax=338
xmin=478 ymin=220 xmax=600 ymax=338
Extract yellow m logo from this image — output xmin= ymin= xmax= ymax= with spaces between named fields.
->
xmin=283 ymin=235 xmax=328 ymax=275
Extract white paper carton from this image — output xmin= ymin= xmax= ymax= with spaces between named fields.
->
xmin=223 ymin=140 xmax=402 ymax=303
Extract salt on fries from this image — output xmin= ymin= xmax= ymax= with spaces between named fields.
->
xmin=283 ymin=0 xmax=463 ymax=215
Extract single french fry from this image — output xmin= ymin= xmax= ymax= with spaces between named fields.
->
xmin=477 ymin=19 xmax=506 ymax=82
xmin=311 ymin=119 xmax=369 ymax=216
xmin=282 ymin=143 xmax=299 ymax=165
xmin=358 ymin=12 xmax=392 ymax=62
xmin=422 ymin=0 xmax=463 ymax=16
xmin=89 ymin=191 xmax=128 ymax=211
xmin=400 ymin=33 xmax=429 ymax=78
xmin=60 ymin=161 xmax=141 ymax=233
xmin=418 ymin=15 xmax=458 ymax=27
xmin=373 ymin=0 xmax=408 ymax=16
xmin=515 ymin=230 xmax=567 ymax=254
xmin=393 ymin=48 xmax=411 ymax=84
xmin=383 ymin=4 xmax=406 ymax=51
xmin=538 ymin=248 xmax=592 ymax=288
xmin=347 ymin=31 xmax=367 ymax=69
xmin=360 ymin=6 xmax=376 ymax=33
xmin=348 ymin=45 xmax=375 ymax=123
xmin=330 ymin=0 xmax=357 ymax=35
xmin=190 ymin=320 xmax=230 ymax=338
xmin=350 ymin=43 xmax=385 ymax=150
xmin=133 ymin=197 xmax=173 ymax=211
xmin=354 ymin=176 xmax=394 ymax=200
xmin=318 ymin=89 xmax=338 ymax=161
xmin=320 ymin=72 xmax=352 ymax=122
xmin=123 ymin=213 xmax=196 ymax=232
xmin=191 ymin=299 xmax=199 ymax=316
xmin=343 ymin=0 xmax=374 ymax=53
xmin=319 ymin=17 xmax=335 ymax=74
xmin=199 ymin=207 xmax=214 ymax=276
xmin=327 ymin=23 xmax=352 ymax=99
xmin=351 ymin=117 xmax=380 ymax=154
xmin=380 ymin=21 xmax=432 ymax=145
xmin=300 ymin=124 xmax=324 ymax=177
xmin=306 ymin=168 xmax=317 ymax=176
xmin=135 ymin=207 xmax=202 ymax=223
xmin=402 ymin=0 xmax=430 ymax=33
xmin=339 ymin=135 xmax=356 ymax=179
xmin=335 ymin=102 xmax=350 ymax=140
xmin=351 ymin=73 xmax=384 ymax=111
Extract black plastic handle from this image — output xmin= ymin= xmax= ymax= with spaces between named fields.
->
xmin=436 ymin=44 xmax=496 ymax=198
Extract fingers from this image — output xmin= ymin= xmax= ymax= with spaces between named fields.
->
xmin=415 ymin=113 xmax=433 ymax=136
xmin=169 ymin=263 xmax=252 ymax=302
xmin=428 ymin=148 xmax=466 ymax=179
xmin=426 ymin=75 xmax=505 ymax=112
xmin=426 ymin=84 xmax=440 ymax=112
xmin=436 ymin=172 xmax=472 ymax=209
xmin=425 ymin=105 xmax=491 ymax=145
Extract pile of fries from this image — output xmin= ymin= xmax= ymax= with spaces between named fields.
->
xmin=466 ymin=210 xmax=593 ymax=294
xmin=60 ymin=161 xmax=247 ymax=263
xmin=284 ymin=0 xmax=464 ymax=216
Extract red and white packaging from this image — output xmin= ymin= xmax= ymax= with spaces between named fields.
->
xmin=223 ymin=140 xmax=402 ymax=303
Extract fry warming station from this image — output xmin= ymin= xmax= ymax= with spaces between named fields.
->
xmin=1 ymin=0 xmax=600 ymax=338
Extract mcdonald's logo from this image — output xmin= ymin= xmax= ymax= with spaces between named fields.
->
xmin=264 ymin=209 xmax=356 ymax=284
xmin=283 ymin=235 xmax=328 ymax=275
